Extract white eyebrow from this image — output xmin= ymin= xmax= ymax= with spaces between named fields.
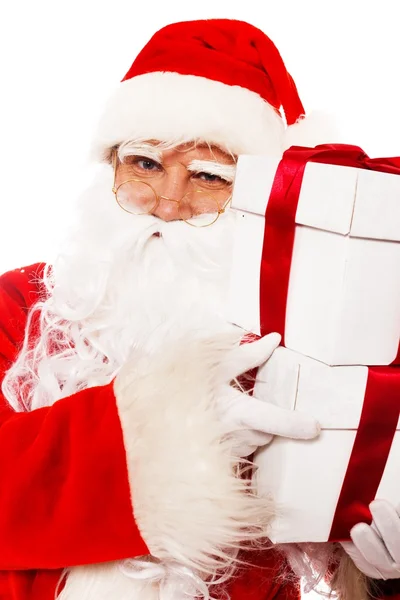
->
xmin=117 ymin=145 xmax=237 ymax=182
xmin=187 ymin=160 xmax=237 ymax=183
xmin=118 ymin=143 xmax=162 ymax=163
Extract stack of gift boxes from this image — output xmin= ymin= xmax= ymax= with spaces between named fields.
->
xmin=227 ymin=145 xmax=400 ymax=543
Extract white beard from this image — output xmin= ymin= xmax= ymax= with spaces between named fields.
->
xmin=54 ymin=163 xmax=237 ymax=370
xmin=85 ymin=200 xmax=237 ymax=360
xmin=5 ymin=165 xmax=239 ymax=411
xmin=6 ymin=167 xmax=263 ymax=600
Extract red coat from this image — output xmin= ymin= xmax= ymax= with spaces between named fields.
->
xmin=0 ymin=263 xmax=300 ymax=600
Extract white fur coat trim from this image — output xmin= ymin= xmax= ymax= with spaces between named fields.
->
xmin=59 ymin=334 xmax=272 ymax=600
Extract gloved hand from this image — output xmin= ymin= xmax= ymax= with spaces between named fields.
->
xmin=216 ymin=332 xmax=320 ymax=457
xmin=341 ymin=500 xmax=400 ymax=580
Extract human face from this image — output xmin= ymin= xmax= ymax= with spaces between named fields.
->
xmin=113 ymin=142 xmax=236 ymax=224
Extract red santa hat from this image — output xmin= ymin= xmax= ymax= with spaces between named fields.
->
xmin=93 ymin=19 xmax=329 ymax=161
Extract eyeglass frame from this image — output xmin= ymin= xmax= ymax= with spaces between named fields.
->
xmin=111 ymin=149 xmax=232 ymax=227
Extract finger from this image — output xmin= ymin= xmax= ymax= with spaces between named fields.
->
xmin=350 ymin=522 xmax=395 ymax=573
xmin=370 ymin=500 xmax=400 ymax=563
xmin=227 ymin=429 xmax=274 ymax=457
xmin=223 ymin=333 xmax=281 ymax=381
xmin=230 ymin=442 xmax=259 ymax=458
xmin=229 ymin=429 xmax=274 ymax=446
xmin=229 ymin=392 xmax=320 ymax=439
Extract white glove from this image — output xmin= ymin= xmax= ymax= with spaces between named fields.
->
xmin=216 ymin=333 xmax=320 ymax=457
xmin=341 ymin=500 xmax=400 ymax=579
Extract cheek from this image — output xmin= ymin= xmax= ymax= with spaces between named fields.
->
xmin=114 ymin=169 xmax=126 ymax=187
xmin=114 ymin=163 xmax=136 ymax=187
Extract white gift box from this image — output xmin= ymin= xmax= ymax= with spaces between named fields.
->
xmin=228 ymin=155 xmax=400 ymax=365
xmin=253 ymin=346 xmax=400 ymax=543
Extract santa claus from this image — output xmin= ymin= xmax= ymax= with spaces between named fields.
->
xmin=0 ymin=17 xmax=399 ymax=600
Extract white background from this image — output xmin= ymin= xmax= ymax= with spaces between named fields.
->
xmin=1 ymin=0 xmax=400 ymax=275
xmin=1 ymin=1 xmax=399 ymax=595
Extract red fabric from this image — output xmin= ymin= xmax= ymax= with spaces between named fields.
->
xmin=0 ymin=264 xmax=148 ymax=597
xmin=2 ymin=570 xmax=64 ymax=600
xmin=223 ymin=551 xmax=300 ymax=600
xmin=329 ymin=367 xmax=400 ymax=541
xmin=0 ymin=263 xmax=300 ymax=600
xmin=260 ymin=144 xmax=400 ymax=360
xmin=122 ymin=19 xmax=305 ymax=126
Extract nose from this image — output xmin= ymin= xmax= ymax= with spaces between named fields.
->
xmin=151 ymin=169 xmax=187 ymax=222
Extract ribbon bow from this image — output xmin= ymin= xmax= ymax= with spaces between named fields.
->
xmin=119 ymin=557 xmax=211 ymax=600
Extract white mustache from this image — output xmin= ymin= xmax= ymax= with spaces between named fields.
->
xmin=128 ymin=213 xmax=234 ymax=275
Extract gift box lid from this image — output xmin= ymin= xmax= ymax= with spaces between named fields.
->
xmin=255 ymin=347 xmax=400 ymax=430
xmin=231 ymin=156 xmax=400 ymax=241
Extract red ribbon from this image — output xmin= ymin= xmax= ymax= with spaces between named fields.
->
xmin=328 ymin=367 xmax=400 ymax=541
xmin=258 ymin=143 xmax=400 ymax=540
xmin=260 ymin=143 xmax=400 ymax=349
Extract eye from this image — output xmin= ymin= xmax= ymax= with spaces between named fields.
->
xmin=193 ymin=172 xmax=230 ymax=187
xmin=140 ymin=159 xmax=160 ymax=171
xmin=123 ymin=155 xmax=163 ymax=175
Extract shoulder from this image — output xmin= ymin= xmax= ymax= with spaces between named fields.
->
xmin=0 ymin=263 xmax=47 ymax=369
xmin=0 ymin=263 xmax=47 ymax=310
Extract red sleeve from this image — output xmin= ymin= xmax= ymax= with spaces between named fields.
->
xmin=0 ymin=264 xmax=149 ymax=569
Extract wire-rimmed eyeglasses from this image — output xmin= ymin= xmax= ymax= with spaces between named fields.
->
xmin=111 ymin=151 xmax=232 ymax=227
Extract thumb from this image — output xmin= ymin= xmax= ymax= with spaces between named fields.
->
xmin=232 ymin=392 xmax=320 ymax=440
xmin=223 ymin=333 xmax=281 ymax=382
